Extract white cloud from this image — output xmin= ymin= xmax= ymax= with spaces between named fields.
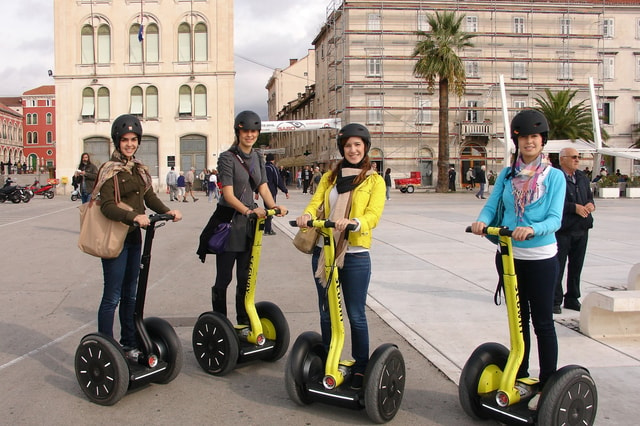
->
xmin=0 ymin=0 xmax=329 ymax=118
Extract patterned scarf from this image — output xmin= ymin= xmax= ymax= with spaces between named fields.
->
xmin=92 ymin=150 xmax=153 ymax=196
xmin=511 ymin=153 xmax=549 ymax=220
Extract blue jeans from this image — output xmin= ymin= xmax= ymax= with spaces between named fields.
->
xmin=496 ymin=252 xmax=558 ymax=387
xmin=81 ymin=192 xmax=91 ymax=204
xmin=312 ymin=247 xmax=371 ymax=374
xmin=99 ymin=237 xmax=142 ymax=348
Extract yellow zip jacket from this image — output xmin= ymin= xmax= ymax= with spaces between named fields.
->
xmin=303 ymin=171 xmax=385 ymax=249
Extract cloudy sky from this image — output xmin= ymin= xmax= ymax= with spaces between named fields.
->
xmin=0 ymin=0 xmax=329 ymax=119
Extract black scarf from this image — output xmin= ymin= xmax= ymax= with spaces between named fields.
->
xmin=336 ymin=160 xmax=364 ymax=193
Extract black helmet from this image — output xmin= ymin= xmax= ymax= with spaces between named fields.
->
xmin=234 ymin=111 xmax=261 ymax=134
xmin=111 ymin=114 xmax=143 ymax=149
xmin=336 ymin=123 xmax=371 ymax=157
xmin=511 ymin=110 xmax=549 ymax=144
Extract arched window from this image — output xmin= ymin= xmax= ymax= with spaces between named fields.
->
xmin=81 ymin=25 xmax=94 ymax=64
xmin=97 ymin=87 xmax=110 ymax=120
xmin=178 ymin=23 xmax=191 ymax=62
xmin=136 ymin=136 xmax=159 ymax=177
xmin=46 ymin=112 xmax=52 ymax=124
xmin=46 ymin=131 xmax=53 ymax=144
xmin=81 ymin=87 xmax=95 ymax=119
xmin=27 ymin=132 xmax=33 ymax=144
xmin=33 ymin=132 xmax=38 ymax=144
xmin=26 ymin=114 xmax=32 ymax=125
xmin=146 ymin=86 xmax=158 ymax=118
xmin=84 ymin=137 xmax=110 ymax=166
xmin=32 ymin=114 xmax=38 ymax=125
xmin=129 ymin=24 xmax=143 ymax=63
xmin=130 ymin=86 xmax=143 ymax=116
xmin=194 ymin=85 xmax=207 ymax=117
xmin=194 ymin=22 xmax=208 ymax=61
xmin=179 ymin=85 xmax=192 ymax=116
xmin=146 ymin=23 xmax=159 ymax=62
xmin=97 ymin=24 xmax=111 ymax=64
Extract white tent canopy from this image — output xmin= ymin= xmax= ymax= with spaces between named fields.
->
xmin=544 ymin=139 xmax=597 ymax=154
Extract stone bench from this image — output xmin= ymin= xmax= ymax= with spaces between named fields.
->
xmin=580 ymin=290 xmax=640 ymax=337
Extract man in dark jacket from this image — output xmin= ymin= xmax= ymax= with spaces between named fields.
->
xmin=554 ymin=148 xmax=595 ymax=313
xmin=263 ymin=153 xmax=289 ymax=235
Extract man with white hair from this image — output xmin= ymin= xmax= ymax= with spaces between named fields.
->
xmin=185 ymin=166 xmax=199 ymax=202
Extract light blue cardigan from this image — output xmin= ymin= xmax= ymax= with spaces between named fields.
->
xmin=476 ymin=166 xmax=566 ymax=249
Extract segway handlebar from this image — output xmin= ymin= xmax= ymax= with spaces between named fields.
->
xmin=465 ymin=226 xmax=533 ymax=240
xmin=247 ymin=207 xmax=284 ymax=220
xmin=290 ymin=219 xmax=357 ymax=232
xmin=133 ymin=213 xmax=175 ymax=227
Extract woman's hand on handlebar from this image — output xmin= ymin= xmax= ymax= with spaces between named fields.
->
xmin=272 ymin=205 xmax=288 ymax=217
xmin=511 ymin=226 xmax=534 ymax=241
xmin=470 ymin=221 xmax=486 ymax=235
xmin=166 ymin=210 xmax=182 ymax=222
xmin=133 ymin=214 xmax=151 ymax=228
xmin=334 ymin=217 xmax=357 ymax=233
xmin=296 ymin=213 xmax=312 ymax=228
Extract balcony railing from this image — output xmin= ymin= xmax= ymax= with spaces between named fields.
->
xmin=460 ymin=122 xmax=492 ymax=136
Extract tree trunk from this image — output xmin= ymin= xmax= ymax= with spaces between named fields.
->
xmin=436 ymin=78 xmax=450 ymax=193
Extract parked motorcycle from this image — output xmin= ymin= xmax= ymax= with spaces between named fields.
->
xmin=0 ymin=178 xmax=23 ymax=203
xmin=71 ymin=188 xmax=80 ymax=201
xmin=26 ymin=179 xmax=55 ymax=199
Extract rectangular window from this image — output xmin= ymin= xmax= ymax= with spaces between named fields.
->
xmin=416 ymin=98 xmax=431 ymax=124
xmin=367 ymin=96 xmax=382 ymax=125
xmin=368 ymin=13 xmax=381 ymax=31
xmin=514 ymin=17 xmax=525 ymax=34
xmin=602 ymin=18 xmax=614 ymax=38
xmin=558 ymin=62 xmax=572 ymax=80
xmin=600 ymin=102 xmax=613 ymax=125
xmin=561 ymin=18 xmax=571 ymax=35
xmin=514 ymin=100 xmax=527 ymax=110
xmin=603 ymin=55 xmax=615 ymax=80
xmin=513 ymin=62 xmax=527 ymax=79
xmin=466 ymin=16 xmax=478 ymax=32
xmin=466 ymin=100 xmax=479 ymax=122
xmin=465 ymin=61 xmax=479 ymax=78
xmin=366 ymin=58 xmax=382 ymax=77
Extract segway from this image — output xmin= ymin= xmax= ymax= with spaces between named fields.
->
xmin=285 ymin=219 xmax=405 ymax=424
xmin=459 ymin=226 xmax=597 ymax=425
xmin=74 ymin=214 xmax=184 ymax=406
xmin=192 ymin=208 xmax=290 ymax=375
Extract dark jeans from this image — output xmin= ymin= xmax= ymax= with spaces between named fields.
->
xmin=554 ymin=232 xmax=589 ymax=306
xmin=99 ymin=236 xmax=142 ymax=348
xmin=496 ymin=252 xmax=558 ymax=387
xmin=213 ymin=250 xmax=251 ymax=324
xmin=81 ymin=192 xmax=91 ymax=204
xmin=263 ymin=194 xmax=277 ymax=233
xmin=312 ymin=247 xmax=371 ymax=374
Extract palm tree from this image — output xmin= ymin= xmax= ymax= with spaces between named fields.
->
xmin=533 ymin=88 xmax=608 ymax=142
xmin=413 ymin=11 xmax=475 ymax=193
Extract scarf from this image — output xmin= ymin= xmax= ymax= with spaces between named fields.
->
xmin=511 ymin=153 xmax=549 ymax=220
xmin=92 ymin=150 xmax=153 ymax=196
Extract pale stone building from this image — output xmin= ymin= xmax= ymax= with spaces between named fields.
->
xmin=53 ymin=0 xmax=234 ymax=192
xmin=270 ymin=0 xmax=640 ymax=187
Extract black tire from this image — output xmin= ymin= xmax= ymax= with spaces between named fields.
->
xmin=537 ymin=365 xmax=598 ymax=426
xmin=458 ymin=342 xmax=509 ymax=420
xmin=284 ymin=331 xmax=325 ymax=406
xmin=21 ymin=193 xmax=32 ymax=203
xmin=256 ymin=301 xmax=290 ymax=361
xmin=144 ymin=317 xmax=184 ymax=384
xmin=364 ymin=344 xmax=406 ymax=423
xmin=399 ymin=187 xmax=407 ymax=193
xmin=45 ymin=190 xmax=54 ymax=199
xmin=10 ymin=193 xmax=21 ymax=203
xmin=74 ymin=333 xmax=129 ymax=406
xmin=406 ymin=185 xmax=415 ymax=193
xmin=192 ymin=312 xmax=239 ymax=376
xmin=71 ymin=194 xmax=79 ymax=201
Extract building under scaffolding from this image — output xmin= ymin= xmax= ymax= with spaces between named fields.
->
xmin=271 ymin=0 xmax=640 ymax=186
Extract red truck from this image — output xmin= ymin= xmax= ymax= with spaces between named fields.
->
xmin=394 ymin=171 xmax=423 ymax=193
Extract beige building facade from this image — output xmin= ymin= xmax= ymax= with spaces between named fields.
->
xmin=53 ymin=0 xmax=235 ymax=191
xmin=270 ymin=0 xmax=640 ymax=186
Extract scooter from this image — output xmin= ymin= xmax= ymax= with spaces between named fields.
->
xmin=0 ymin=177 xmax=23 ymax=203
xmin=285 ymin=219 xmax=405 ymax=424
xmin=74 ymin=214 xmax=183 ymax=405
xmin=191 ymin=208 xmax=290 ymax=375
xmin=459 ymin=226 xmax=597 ymax=425
xmin=26 ymin=179 xmax=55 ymax=199
xmin=71 ymin=188 xmax=80 ymax=201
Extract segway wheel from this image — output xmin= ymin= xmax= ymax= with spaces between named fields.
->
xmin=537 ymin=365 xmax=598 ymax=426
xmin=74 ymin=334 xmax=129 ymax=406
xmin=144 ymin=317 xmax=184 ymax=384
xmin=192 ymin=312 xmax=239 ymax=376
xmin=256 ymin=301 xmax=290 ymax=361
xmin=284 ymin=331 xmax=325 ymax=406
xmin=364 ymin=344 xmax=406 ymax=423
xmin=458 ymin=342 xmax=509 ymax=420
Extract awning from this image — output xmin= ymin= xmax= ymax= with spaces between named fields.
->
xmin=598 ymin=147 xmax=640 ymax=161
xmin=544 ymin=139 xmax=597 ymax=154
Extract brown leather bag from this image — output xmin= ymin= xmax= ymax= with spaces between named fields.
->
xmin=292 ymin=204 xmax=324 ymax=254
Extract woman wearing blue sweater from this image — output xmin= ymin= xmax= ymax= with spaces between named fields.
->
xmin=471 ymin=110 xmax=566 ymax=411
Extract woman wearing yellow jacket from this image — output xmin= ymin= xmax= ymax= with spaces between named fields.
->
xmin=295 ymin=123 xmax=385 ymax=390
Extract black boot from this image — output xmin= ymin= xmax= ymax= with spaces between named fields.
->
xmin=211 ymin=287 xmax=227 ymax=316
xmin=235 ymin=290 xmax=249 ymax=326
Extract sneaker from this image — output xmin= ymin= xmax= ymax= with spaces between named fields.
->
xmin=124 ymin=347 xmax=142 ymax=362
xmin=528 ymin=392 xmax=541 ymax=411
xmin=564 ymin=299 xmax=581 ymax=311
xmin=351 ymin=373 xmax=364 ymax=390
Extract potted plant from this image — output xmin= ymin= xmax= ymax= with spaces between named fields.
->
xmin=625 ymin=175 xmax=640 ymax=198
xmin=596 ymin=174 xmax=620 ymax=198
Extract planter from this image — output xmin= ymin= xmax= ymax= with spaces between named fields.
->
xmin=625 ymin=187 xmax=640 ymax=198
xmin=598 ymin=187 xmax=620 ymax=199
